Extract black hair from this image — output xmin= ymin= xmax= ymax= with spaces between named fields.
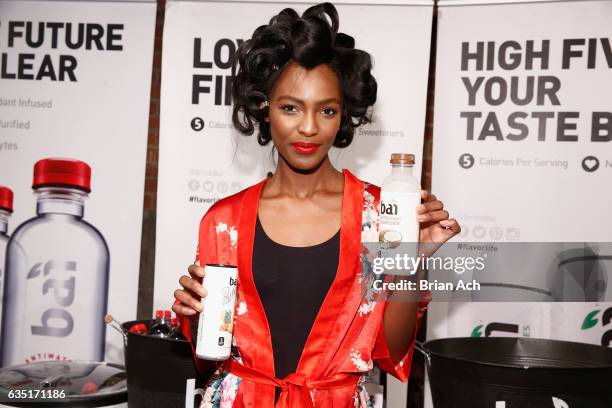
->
xmin=231 ymin=2 xmax=377 ymax=148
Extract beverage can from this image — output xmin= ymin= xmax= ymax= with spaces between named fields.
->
xmin=195 ymin=264 xmax=237 ymax=360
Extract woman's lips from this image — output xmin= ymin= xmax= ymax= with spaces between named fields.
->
xmin=291 ymin=142 xmax=320 ymax=155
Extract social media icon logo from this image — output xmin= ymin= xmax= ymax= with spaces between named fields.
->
xmin=473 ymin=225 xmax=486 ymax=239
xmin=505 ymin=228 xmax=520 ymax=241
xmin=218 ymin=181 xmax=229 ymax=193
xmin=489 ymin=227 xmax=503 ymax=240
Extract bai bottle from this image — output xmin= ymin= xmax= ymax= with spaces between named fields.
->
xmin=195 ymin=264 xmax=237 ymax=361
xmin=379 ymin=154 xmax=421 ymax=272
xmin=1 ymin=158 xmax=109 ymax=366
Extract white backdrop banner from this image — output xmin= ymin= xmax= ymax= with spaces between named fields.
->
xmin=156 ymin=1 xmax=433 ymax=405
xmin=428 ymin=0 xmax=612 ymax=406
xmin=0 ymin=0 xmax=156 ymax=366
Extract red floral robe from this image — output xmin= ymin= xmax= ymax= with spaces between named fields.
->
xmin=180 ymin=169 xmax=430 ymax=408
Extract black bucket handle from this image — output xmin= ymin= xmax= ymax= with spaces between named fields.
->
xmin=415 ymin=341 xmax=431 ymax=367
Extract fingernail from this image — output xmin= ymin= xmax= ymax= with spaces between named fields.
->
xmin=194 ymin=302 xmax=203 ymax=312
xmin=198 ymin=288 xmax=207 ymax=298
xmin=185 ymin=309 xmax=196 ymax=315
xmin=416 ymin=205 xmax=425 ymax=213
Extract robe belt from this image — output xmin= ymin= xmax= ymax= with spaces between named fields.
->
xmin=224 ymin=358 xmax=360 ymax=408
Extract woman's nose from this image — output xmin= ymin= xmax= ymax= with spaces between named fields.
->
xmin=297 ymin=111 xmax=318 ymax=137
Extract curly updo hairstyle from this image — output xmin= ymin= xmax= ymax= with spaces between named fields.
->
xmin=231 ymin=2 xmax=377 ymax=148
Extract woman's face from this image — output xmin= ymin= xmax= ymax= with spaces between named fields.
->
xmin=267 ymin=62 xmax=342 ymax=172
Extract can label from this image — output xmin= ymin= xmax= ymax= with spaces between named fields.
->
xmin=196 ymin=265 xmax=237 ymax=360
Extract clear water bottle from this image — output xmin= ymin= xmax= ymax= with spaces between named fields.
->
xmin=169 ymin=316 xmax=185 ymax=340
xmin=149 ymin=310 xmax=172 ymax=338
xmin=1 ymin=158 xmax=109 ymax=366
xmin=0 ymin=186 xmax=14 ymax=340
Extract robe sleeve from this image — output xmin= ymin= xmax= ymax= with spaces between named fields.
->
xmin=175 ymin=210 xmax=220 ymax=376
xmin=371 ymin=289 xmax=432 ymax=382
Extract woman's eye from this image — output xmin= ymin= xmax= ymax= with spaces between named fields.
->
xmin=322 ymin=108 xmax=338 ymax=116
xmin=280 ymin=105 xmax=297 ymax=113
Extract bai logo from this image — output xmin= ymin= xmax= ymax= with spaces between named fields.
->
xmin=27 ymin=261 xmax=76 ymax=337
xmin=380 ymin=200 xmax=398 ymax=216
xmin=495 ymin=397 xmax=569 ymax=408
xmin=581 ymin=306 xmax=612 ymax=347
xmin=192 ymin=37 xmax=244 ymax=106
xmin=471 ymin=322 xmax=529 ymax=337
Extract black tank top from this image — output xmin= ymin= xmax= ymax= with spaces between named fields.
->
xmin=252 ymin=216 xmax=340 ymax=401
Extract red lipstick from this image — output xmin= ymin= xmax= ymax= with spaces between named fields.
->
xmin=291 ymin=142 xmax=320 ymax=155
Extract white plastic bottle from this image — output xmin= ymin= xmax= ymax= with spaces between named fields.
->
xmin=379 ymin=154 xmax=421 ymax=272
xmin=195 ymin=264 xmax=237 ymax=361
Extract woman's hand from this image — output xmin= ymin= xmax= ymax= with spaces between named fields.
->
xmin=416 ymin=190 xmax=461 ymax=258
xmin=172 ymin=264 xmax=208 ymax=317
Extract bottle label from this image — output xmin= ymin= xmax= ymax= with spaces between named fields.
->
xmin=196 ymin=265 xmax=237 ymax=360
xmin=3 ymin=255 xmax=108 ymax=365
xmin=25 ymin=260 xmax=79 ymax=362
xmin=379 ymin=191 xmax=421 ymax=243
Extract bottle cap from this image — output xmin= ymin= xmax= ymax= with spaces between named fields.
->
xmin=129 ymin=323 xmax=148 ymax=334
xmin=32 ymin=158 xmax=91 ymax=193
xmin=171 ymin=318 xmax=178 ymax=327
xmin=154 ymin=310 xmax=163 ymax=319
xmin=390 ymin=153 xmax=415 ymax=165
xmin=0 ymin=186 xmax=13 ymax=213
xmin=163 ymin=310 xmax=171 ymax=318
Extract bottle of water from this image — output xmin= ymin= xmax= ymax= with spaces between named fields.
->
xmin=149 ymin=310 xmax=172 ymax=338
xmin=1 ymin=158 xmax=109 ymax=366
xmin=380 ymin=154 xmax=421 ymax=274
xmin=169 ymin=316 xmax=185 ymax=340
xmin=0 ymin=186 xmax=14 ymax=339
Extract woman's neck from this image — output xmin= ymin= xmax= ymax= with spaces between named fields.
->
xmin=266 ymin=155 xmax=343 ymax=199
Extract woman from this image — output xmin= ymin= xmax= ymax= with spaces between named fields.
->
xmin=173 ymin=3 xmax=460 ymax=407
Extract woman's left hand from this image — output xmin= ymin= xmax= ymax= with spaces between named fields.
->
xmin=417 ymin=190 xmax=461 ymax=258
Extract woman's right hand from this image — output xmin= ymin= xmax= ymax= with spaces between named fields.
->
xmin=172 ymin=264 xmax=208 ymax=316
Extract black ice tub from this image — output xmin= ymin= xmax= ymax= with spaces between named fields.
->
xmin=417 ymin=337 xmax=612 ymax=408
